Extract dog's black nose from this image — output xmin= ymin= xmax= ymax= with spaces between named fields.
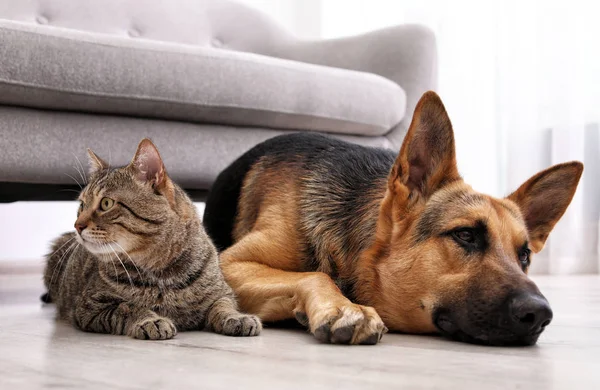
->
xmin=506 ymin=293 xmax=553 ymax=335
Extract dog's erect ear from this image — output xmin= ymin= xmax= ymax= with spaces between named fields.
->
xmin=507 ymin=162 xmax=583 ymax=253
xmin=87 ymin=149 xmax=109 ymax=175
xmin=389 ymin=91 xmax=460 ymax=198
xmin=130 ymin=138 xmax=168 ymax=191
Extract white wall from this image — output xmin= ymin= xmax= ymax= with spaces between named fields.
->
xmin=1 ymin=202 xmax=76 ymax=261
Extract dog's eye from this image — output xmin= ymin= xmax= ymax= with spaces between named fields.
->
xmin=452 ymin=229 xmax=475 ymax=244
xmin=446 ymin=223 xmax=488 ymax=253
xmin=518 ymin=247 xmax=531 ymax=270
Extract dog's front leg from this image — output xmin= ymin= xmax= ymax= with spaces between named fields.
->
xmin=220 ymin=233 xmax=387 ymax=345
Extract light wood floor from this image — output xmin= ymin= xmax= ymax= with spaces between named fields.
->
xmin=1 ymin=272 xmax=599 ymax=390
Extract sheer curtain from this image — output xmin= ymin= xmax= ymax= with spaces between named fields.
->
xmin=244 ymin=0 xmax=600 ymax=274
xmin=320 ymin=0 xmax=600 ymax=274
xmin=494 ymin=1 xmax=600 ymax=274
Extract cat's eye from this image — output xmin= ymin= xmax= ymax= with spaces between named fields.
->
xmin=100 ymin=197 xmax=115 ymax=211
xmin=77 ymin=202 xmax=84 ymax=215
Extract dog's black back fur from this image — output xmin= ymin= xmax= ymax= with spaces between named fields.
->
xmin=203 ymin=132 xmax=396 ymax=253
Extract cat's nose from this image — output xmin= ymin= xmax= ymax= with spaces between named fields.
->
xmin=75 ymin=222 xmax=87 ymax=234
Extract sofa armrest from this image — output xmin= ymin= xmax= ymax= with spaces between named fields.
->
xmin=266 ymin=24 xmax=437 ymax=148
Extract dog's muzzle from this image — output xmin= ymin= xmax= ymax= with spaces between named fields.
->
xmin=434 ymin=291 xmax=553 ymax=346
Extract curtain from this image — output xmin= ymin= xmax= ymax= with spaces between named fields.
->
xmin=495 ymin=1 xmax=600 ymax=274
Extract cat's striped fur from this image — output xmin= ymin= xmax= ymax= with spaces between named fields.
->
xmin=43 ymin=139 xmax=260 ymax=340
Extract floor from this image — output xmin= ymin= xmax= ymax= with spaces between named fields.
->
xmin=1 ymin=272 xmax=599 ymax=390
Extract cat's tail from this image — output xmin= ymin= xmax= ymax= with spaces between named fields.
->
xmin=40 ymin=292 xmax=52 ymax=303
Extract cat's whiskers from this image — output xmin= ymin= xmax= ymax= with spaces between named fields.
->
xmin=73 ymin=153 xmax=88 ymax=185
xmin=49 ymin=239 xmax=78 ymax=286
xmin=48 ymin=236 xmax=77 ymax=259
xmin=102 ymin=243 xmax=120 ymax=283
xmin=64 ymin=173 xmax=83 ymax=190
xmin=60 ymin=243 xmax=81 ymax=288
xmin=58 ymin=188 xmax=82 ymax=196
xmin=108 ymin=243 xmax=134 ymax=290
xmin=112 ymin=242 xmax=144 ymax=284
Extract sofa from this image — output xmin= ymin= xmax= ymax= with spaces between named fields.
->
xmin=0 ymin=0 xmax=437 ymax=202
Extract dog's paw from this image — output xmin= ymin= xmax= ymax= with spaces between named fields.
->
xmin=294 ymin=310 xmax=309 ymax=327
xmin=310 ymin=304 xmax=387 ymax=345
xmin=129 ymin=316 xmax=177 ymax=340
xmin=217 ymin=314 xmax=262 ymax=337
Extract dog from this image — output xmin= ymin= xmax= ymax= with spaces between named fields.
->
xmin=203 ymin=91 xmax=583 ymax=346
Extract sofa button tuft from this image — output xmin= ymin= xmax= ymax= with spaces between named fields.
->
xmin=36 ymin=15 xmax=49 ymax=25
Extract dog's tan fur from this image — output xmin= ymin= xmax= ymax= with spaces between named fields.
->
xmin=208 ymin=91 xmax=583 ymax=345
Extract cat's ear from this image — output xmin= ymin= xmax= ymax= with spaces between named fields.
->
xmin=87 ymin=149 xmax=109 ymax=175
xmin=130 ymin=138 xmax=168 ymax=190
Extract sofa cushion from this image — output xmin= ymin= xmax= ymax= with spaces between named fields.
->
xmin=0 ymin=105 xmax=394 ymax=190
xmin=0 ymin=20 xmax=406 ymax=137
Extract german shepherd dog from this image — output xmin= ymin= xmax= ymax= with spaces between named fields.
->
xmin=203 ymin=92 xmax=583 ymax=346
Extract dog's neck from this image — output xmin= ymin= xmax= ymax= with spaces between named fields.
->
xmin=353 ymin=184 xmax=417 ymax=306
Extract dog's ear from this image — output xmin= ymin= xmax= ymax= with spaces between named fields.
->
xmin=389 ymin=91 xmax=461 ymax=199
xmin=507 ymin=162 xmax=583 ymax=253
xmin=87 ymin=149 xmax=109 ymax=176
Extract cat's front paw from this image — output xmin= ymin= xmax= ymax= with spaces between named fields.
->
xmin=218 ymin=314 xmax=262 ymax=337
xmin=130 ymin=316 xmax=177 ymax=340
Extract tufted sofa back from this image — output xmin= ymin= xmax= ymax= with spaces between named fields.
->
xmin=0 ymin=0 xmax=293 ymax=54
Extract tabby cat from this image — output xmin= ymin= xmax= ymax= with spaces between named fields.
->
xmin=43 ymin=139 xmax=261 ymax=340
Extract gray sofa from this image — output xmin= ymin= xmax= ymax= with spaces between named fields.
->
xmin=0 ymin=0 xmax=437 ymax=202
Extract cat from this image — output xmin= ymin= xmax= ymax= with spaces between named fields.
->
xmin=43 ymin=138 xmax=261 ymax=340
